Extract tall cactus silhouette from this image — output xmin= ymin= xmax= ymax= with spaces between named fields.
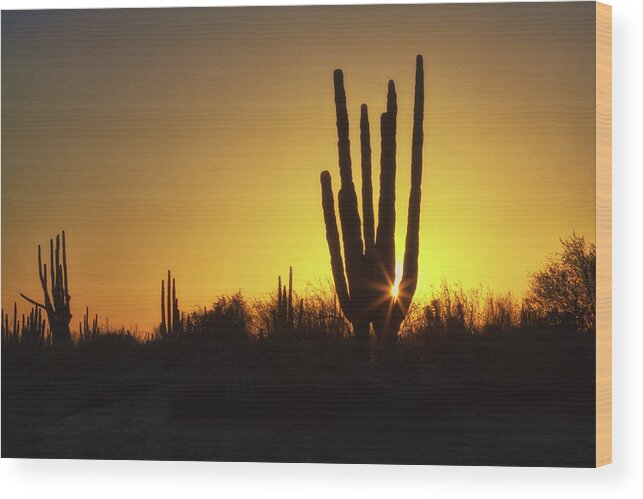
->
xmin=320 ymin=55 xmax=424 ymax=352
xmin=20 ymin=231 xmax=72 ymax=344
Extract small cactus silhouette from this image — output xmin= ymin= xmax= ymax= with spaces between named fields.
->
xmin=160 ymin=270 xmax=182 ymax=337
xmin=2 ymin=303 xmax=46 ymax=345
xmin=20 ymin=231 xmax=72 ymax=344
xmin=320 ymin=55 xmax=424 ymax=354
xmin=272 ymin=267 xmax=296 ymax=331
xmin=79 ymin=306 xmax=99 ymax=343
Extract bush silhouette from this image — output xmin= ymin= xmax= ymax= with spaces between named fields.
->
xmin=526 ymin=233 xmax=596 ymax=333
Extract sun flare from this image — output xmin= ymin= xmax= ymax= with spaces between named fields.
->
xmin=391 ymin=262 xmax=403 ymax=299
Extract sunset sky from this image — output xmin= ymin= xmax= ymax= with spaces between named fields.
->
xmin=2 ymin=3 xmax=597 ymax=330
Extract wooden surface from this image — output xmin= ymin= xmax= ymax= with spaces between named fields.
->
xmin=595 ymin=1 xmax=612 ymax=468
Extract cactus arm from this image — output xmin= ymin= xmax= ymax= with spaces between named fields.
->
xmin=49 ymin=239 xmax=55 ymax=302
xmin=360 ymin=104 xmax=375 ymax=253
xmin=62 ymin=230 xmax=70 ymax=302
xmin=54 ymin=235 xmax=61 ymax=308
xmin=376 ymin=80 xmax=398 ymax=284
xmin=399 ymin=55 xmax=425 ymax=311
xmin=288 ymin=266 xmax=293 ymax=327
xmin=20 ymin=293 xmax=46 ymax=309
xmin=320 ymin=170 xmax=353 ymax=319
xmin=167 ymin=270 xmax=172 ymax=334
xmin=333 ymin=69 xmax=364 ymax=290
xmin=278 ymin=275 xmax=282 ymax=314
xmin=160 ymin=279 xmax=166 ymax=333
xmin=281 ymin=286 xmax=287 ymax=325
xmin=333 ymin=69 xmax=356 ymax=188
xmin=172 ymin=278 xmax=176 ymax=332
xmin=32 ymin=245 xmax=53 ymax=313
xmin=37 ymin=245 xmax=44 ymax=288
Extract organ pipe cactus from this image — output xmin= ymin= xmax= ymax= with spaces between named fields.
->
xmin=273 ymin=267 xmax=295 ymax=331
xmin=79 ymin=306 xmax=99 ymax=343
xmin=2 ymin=303 xmax=20 ymax=344
xmin=1 ymin=303 xmax=46 ymax=345
xmin=20 ymin=231 xmax=72 ymax=344
xmin=320 ymin=55 xmax=424 ymax=352
xmin=22 ymin=305 xmax=46 ymax=345
xmin=160 ymin=270 xmax=182 ymax=337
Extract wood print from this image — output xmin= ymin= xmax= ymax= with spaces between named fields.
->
xmin=1 ymin=2 xmax=611 ymax=467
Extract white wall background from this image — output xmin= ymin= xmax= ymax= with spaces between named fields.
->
xmin=1 ymin=0 xmax=641 ymax=497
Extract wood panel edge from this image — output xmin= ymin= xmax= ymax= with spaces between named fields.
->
xmin=595 ymin=0 xmax=612 ymax=468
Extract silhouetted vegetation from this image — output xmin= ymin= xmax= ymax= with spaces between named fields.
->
xmin=2 ymin=303 xmax=48 ymax=346
xmin=267 ymin=267 xmax=303 ymax=333
xmin=2 ymin=231 xmax=595 ymax=349
xmin=401 ymin=282 xmax=519 ymax=337
xmin=183 ymin=292 xmax=251 ymax=342
xmin=19 ymin=231 xmax=72 ymax=344
xmin=159 ymin=270 xmax=184 ymax=338
xmin=320 ymin=55 xmax=424 ymax=358
xmin=79 ymin=306 xmax=99 ymax=344
xmin=525 ymin=233 xmax=596 ymax=333
xmin=2 ymin=298 xmax=595 ymax=465
xmin=1 ymin=227 xmax=596 ymax=465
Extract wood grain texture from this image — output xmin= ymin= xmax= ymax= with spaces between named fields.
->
xmin=595 ymin=1 xmax=612 ymax=468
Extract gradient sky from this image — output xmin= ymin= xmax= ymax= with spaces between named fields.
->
xmin=2 ymin=3 xmax=597 ymax=330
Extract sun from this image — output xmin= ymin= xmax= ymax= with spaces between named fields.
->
xmin=391 ymin=262 xmax=403 ymax=299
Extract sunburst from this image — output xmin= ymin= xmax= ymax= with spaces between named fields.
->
xmin=391 ymin=262 xmax=403 ymax=300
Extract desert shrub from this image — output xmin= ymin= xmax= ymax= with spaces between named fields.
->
xmin=480 ymin=291 xmax=519 ymax=336
xmin=186 ymin=292 xmax=250 ymax=339
xmin=251 ymin=278 xmax=350 ymax=337
xmin=296 ymin=279 xmax=350 ymax=337
xmin=414 ymin=281 xmax=480 ymax=335
xmin=526 ymin=233 xmax=596 ymax=333
xmin=86 ymin=327 xmax=139 ymax=347
xmin=401 ymin=281 xmax=520 ymax=337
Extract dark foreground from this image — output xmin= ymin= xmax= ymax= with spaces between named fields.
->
xmin=2 ymin=331 xmax=595 ymax=466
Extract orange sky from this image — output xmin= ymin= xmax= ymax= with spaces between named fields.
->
xmin=2 ymin=4 xmax=597 ymax=330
